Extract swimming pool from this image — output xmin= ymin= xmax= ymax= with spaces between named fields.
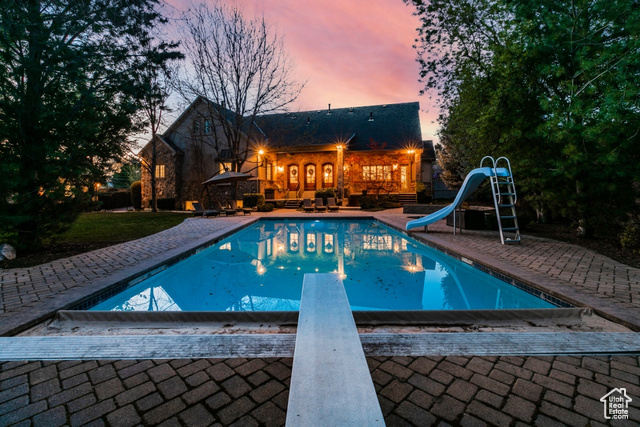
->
xmin=90 ymin=219 xmax=556 ymax=312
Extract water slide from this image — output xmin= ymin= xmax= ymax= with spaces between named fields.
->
xmin=406 ymin=167 xmax=510 ymax=230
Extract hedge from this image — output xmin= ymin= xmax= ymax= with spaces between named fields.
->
xmin=243 ymin=193 xmax=265 ymax=208
xmin=130 ymin=181 xmax=142 ymax=210
xmin=97 ymin=189 xmax=131 ymax=210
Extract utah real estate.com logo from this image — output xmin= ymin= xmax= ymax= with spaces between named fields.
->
xmin=600 ymin=388 xmax=632 ymax=420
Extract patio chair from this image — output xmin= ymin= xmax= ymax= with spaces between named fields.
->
xmin=314 ymin=198 xmax=327 ymax=213
xmin=303 ymin=198 xmax=314 ymax=213
xmin=230 ymin=200 xmax=251 ymax=215
xmin=192 ymin=202 xmax=219 ymax=217
xmin=326 ymin=197 xmax=339 ymax=212
xmin=213 ymin=200 xmax=236 ymax=216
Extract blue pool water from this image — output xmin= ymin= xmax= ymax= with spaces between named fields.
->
xmin=91 ymin=219 xmax=556 ymax=312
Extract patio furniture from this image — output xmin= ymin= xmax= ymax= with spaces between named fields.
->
xmin=326 ymin=197 xmax=339 ymax=212
xmin=303 ymin=199 xmax=314 ymax=213
xmin=192 ymin=202 xmax=219 ymax=217
xmin=213 ymin=200 xmax=236 ymax=216
xmin=314 ymin=198 xmax=327 ymax=213
xmin=230 ymin=200 xmax=252 ymax=215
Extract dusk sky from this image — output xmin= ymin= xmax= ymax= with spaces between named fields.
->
xmin=166 ymin=0 xmax=438 ymax=144
xmin=246 ymin=0 xmax=438 ymax=143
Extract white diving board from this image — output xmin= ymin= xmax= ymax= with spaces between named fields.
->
xmin=286 ymin=273 xmax=385 ymax=426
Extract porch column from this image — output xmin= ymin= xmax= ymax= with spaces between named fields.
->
xmin=336 ymin=144 xmax=344 ymax=200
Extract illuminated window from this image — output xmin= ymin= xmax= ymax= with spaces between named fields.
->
xmin=204 ymin=120 xmax=212 ymax=134
xmin=219 ymin=162 xmax=232 ymax=173
xmin=266 ymin=238 xmax=272 ymax=257
xmin=155 ymin=164 xmax=165 ymax=178
xmin=266 ymin=163 xmax=273 ymax=181
xmin=323 ymin=163 xmax=333 ymax=187
xmin=363 ymin=165 xmax=391 ymax=181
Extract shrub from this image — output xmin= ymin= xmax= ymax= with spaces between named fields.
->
xmin=620 ymin=221 xmax=640 ymax=252
xmin=243 ymin=193 xmax=265 ymax=208
xmin=257 ymin=203 xmax=274 ymax=212
xmin=359 ymin=195 xmax=378 ymax=209
xmin=130 ymin=181 xmax=142 ymax=210
xmin=96 ymin=189 xmax=131 ymax=210
xmin=315 ymin=188 xmax=336 ymax=204
xmin=157 ymin=198 xmax=176 ymax=210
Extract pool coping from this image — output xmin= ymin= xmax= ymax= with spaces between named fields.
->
xmin=374 ymin=214 xmax=640 ymax=331
xmin=0 ymin=217 xmax=260 ymax=337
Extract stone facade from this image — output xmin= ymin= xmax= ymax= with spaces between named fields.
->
xmin=140 ymin=137 xmax=182 ymax=210
xmin=259 ymin=150 xmax=423 ymax=200
xmin=139 ymin=98 xmax=431 ymax=210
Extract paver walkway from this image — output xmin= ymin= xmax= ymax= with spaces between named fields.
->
xmin=1 ymin=209 xmax=639 ymax=426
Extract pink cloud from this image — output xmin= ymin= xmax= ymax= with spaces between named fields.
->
xmin=172 ymin=0 xmax=440 ymax=142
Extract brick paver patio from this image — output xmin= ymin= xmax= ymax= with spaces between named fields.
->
xmin=1 ymin=209 xmax=639 ymax=426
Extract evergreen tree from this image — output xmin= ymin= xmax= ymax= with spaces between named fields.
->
xmin=0 ymin=0 xmax=180 ymax=249
xmin=407 ymin=0 xmax=640 ymax=235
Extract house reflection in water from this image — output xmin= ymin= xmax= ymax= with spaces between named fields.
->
xmin=91 ymin=220 xmax=555 ymax=312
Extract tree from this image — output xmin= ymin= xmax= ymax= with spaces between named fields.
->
xmin=179 ymin=2 xmax=304 ymax=199
xmin=406 ymin=0 xmax=640 ymax=236
xmin=110 ymin=161 xmax=142 ymax=189
xmin=137 ymin=49 xmax=182 ymax=212
xmin=0 ymin=0 xmax=180 ymax=249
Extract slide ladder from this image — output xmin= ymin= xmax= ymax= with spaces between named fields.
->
xmin=482 ymin=156 xmax=521 ymax=244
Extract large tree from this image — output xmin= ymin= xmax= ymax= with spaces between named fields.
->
xmin=137 ymin=47 xmax=182 ymax=212
xmin=0 ymin=0 xmax=180 ymax=249
xmin=179 ymin=2 xmax=304 ymax=198
xmin=407 ymin=0 xmax=640 ymax=235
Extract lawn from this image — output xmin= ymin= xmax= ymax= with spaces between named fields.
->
xmin=57 ymin=211 xmax=191 ymax=244
xmin=1 ymin=211 xmax=192 ymax=269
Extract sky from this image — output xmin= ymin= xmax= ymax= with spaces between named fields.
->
xmin=247 ymin=0 xmax=438 ymax=142
xmin=163 ymin=0 xmax=439 ymax=143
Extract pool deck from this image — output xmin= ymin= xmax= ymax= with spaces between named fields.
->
xmin=1 ymin=209 xmax=639 ymax=426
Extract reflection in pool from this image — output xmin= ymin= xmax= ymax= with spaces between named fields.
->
xmin=91 ymin=220 xmax=556 ymax=312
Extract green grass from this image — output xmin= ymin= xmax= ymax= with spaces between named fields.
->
xmin=51 ymin=211 xmax=192 ymax=244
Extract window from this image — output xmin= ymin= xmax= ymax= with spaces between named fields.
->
xmin=266 ymin=163 xmax=273 ymax=181
xmin=193 ymin=120 xmax=200 ymax=134
xmin=204 ymin=120 xmax=212 ymax=134
xmin=362 ymin=165 xmax=391 ymax=181
xmin=322 ymin=163 xmax=334 ymax=187
xmin=219 ymin=162 xmax=232 ymax=173
xmin=155 ymin=164 xmax=165 ymax=178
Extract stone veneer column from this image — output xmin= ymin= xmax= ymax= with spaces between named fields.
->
xmin=337 ymin=145 xmax=344 ymax=199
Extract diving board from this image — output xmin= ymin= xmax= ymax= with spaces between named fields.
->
xmin=286 ymin=273 xmax=384 ymax=426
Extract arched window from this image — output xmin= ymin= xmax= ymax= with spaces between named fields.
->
xmin=322 ymin=163 xmax=334 ymax=187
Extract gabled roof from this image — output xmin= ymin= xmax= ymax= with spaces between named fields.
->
xmin=254 ymin=102 xmax=422 ymax=151
xmin=422 ymin=140 xmax=436 ymax=160
xmin=139 ymin=134 xmax=182 ymax=156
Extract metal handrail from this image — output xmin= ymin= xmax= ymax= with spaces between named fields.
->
xmin=480 ymin=156 xmax=501 ymax=204
xmin=495 ymin=156 xmax=516 ymax=204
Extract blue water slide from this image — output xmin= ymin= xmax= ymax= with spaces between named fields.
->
xmin=406 ymin=167 xmax=510 ymax=230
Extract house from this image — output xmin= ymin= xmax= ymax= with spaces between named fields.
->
xmin=139 ymin=97 xmax=434 ymax=209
